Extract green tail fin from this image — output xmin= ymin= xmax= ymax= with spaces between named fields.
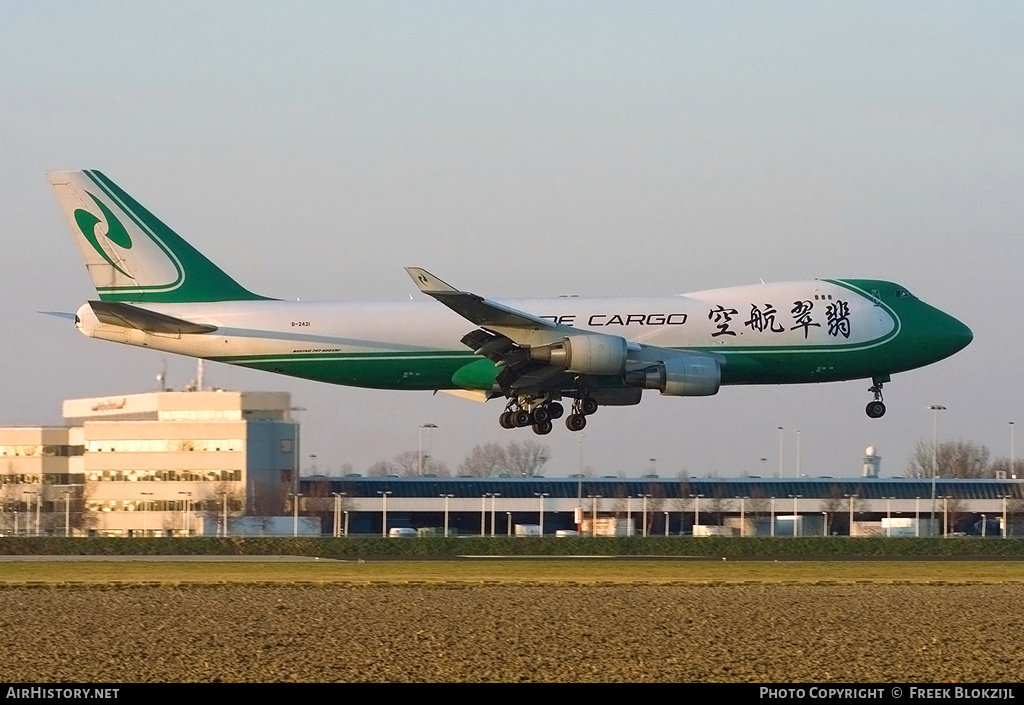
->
xmin=48 ymin=170 xmax=269 ymax=303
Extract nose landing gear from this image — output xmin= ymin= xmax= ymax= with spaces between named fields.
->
xmin=865 ymin=377 xmax=888 ymax=418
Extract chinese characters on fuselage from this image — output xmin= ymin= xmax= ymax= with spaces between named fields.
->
xmin=711 ymin=299 xmax=849 ymax=340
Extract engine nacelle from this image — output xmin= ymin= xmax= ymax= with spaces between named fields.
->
xmin=623 ymin=355 xmax=721 ymax=396
xmin=528 ymin=334 xmax=628 ymax=375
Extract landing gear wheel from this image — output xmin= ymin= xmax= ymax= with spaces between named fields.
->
xmin=547 ymin=402 xmax=564 ymax=419
xmin=532 ymin=420 xmax=553 ymax=435
xmin=532 ymin=407 xmax=551 ymax=424
xmin=513 ymin=410 xmax=532 ymax=428
xmin=566 ymin=413 xmax=587 ymax=432
xmin=580 ymin=398 xmax=599 ymax=416
xmin=865 ymin=401 xmax=886 ymax=419
xmin=499 ymin=412 xmax=515 ymax=429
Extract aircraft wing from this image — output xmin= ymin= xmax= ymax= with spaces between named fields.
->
xmin=405 ymin=267 xmax=572 ymax=335
xmin=407 ymin=267 xmax=620 ymax=395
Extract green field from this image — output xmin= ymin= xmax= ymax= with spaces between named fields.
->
xmin=2 ymin=559 xmax=1024 ymax=585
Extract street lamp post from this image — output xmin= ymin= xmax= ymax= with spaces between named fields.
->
xmin=534 ymin=493 xmax=549 ymax=536
xmin=640 ymin=494 xmax=652 ymax=537
xmin=693 ymin=494 xmax=704 ymax=534
xmin=943 ymin=496 xmax=950 ymax=536
xmin=441 ymin=494 xmax=453 ymax=537
xmin=1011 ymin=422 xmax=1016 ymax=479
xmin=377 ymin=490 xmax=392 ymax=537
xmin=929 ymin=405 xmax=947 ymax=528
xmin=63 ymin=493 xmax=72 ymax=536
xmin=1001 ymin=495 xmax=1009 ymax=539
xmin=845 ymin=494 xmax=857 ymax=537
xmin=418 ymin=423 xmax=438 ymax=475
xmin=289 ymin=492 xmax=303 ymax=537
xmin=788 ymin=495 xmax=802 ymax=536
xmin=778 ymin=427 xmax=784 ymax=478
xmin=770 ymin=497 xmax=776 ymax=537
xmin=332 ymin=492 xmax=346 ymax=537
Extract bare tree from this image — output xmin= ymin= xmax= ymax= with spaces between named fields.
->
xmin=504 ymin=441 xmax=550 ymax=477
xmin=905 ymin=440 xmax=991 ymax=478
xmin=366 ymin=460 xmax=395 ymax=477
xmin=989 ymin=458 xmax=1024 ymax=479
xmin=458 ymin=443 xmax=508 ymax=477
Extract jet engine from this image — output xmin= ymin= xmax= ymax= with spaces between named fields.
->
xmin=528 ymin=334 xmax=628 ymax=375
xmin=623 ymin=355 xmax=721 ymax=396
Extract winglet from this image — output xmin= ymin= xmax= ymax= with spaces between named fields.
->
xmin=405 ymin=267 xmax=459 ymax=294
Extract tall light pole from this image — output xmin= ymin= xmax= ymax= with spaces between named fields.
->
xmin=796 ymin=430 xmax=802 ymax=477
xmin=289 ymin=492 xmax=303 ymax=536
xmin=377 ymin=490 xmax=392 ymax=537
xmin=418 ymin=423 xmax=438 ymax=475
xmin=588 ymin=494 xmax=601 ymax=537
xmin=1011 ymin=422 xmax=1016 ymax=479
xmin=63 ymin=489 xmax=73 ymax=541
xmin=770 ymin=497 xmax=776 ymax=537
xmin=788 ymin=494 xmax=802 ymax=536
xmin=693 ymin=494 xmax=704 ymax=534
xmin=576 ymin=433 xmax=584 ymax=533
xmin=929 ymin=404 xmax=946 ymax=529
xmin=332 ymin=492 xmax=346 ymax=537
xmin=777 ymin=427 xmax=784 ymax=478
xmin=534 ymin=493 xmax=549 ymax=536
xmin=640 ymin=494 xmax=652 ymax=537
xmin=1001 ymin=494 xmax=1009 ymax=539
xmin=441 ymin=493 xmax=453 ymax=537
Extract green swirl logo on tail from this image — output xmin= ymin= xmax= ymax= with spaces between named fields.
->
xmin=74 ymin=192 xmax=134 ymax=278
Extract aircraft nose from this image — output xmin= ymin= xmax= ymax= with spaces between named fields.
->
xmin=941 ymin=312 xmax=973 ymax=356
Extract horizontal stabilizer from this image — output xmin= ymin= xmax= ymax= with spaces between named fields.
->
xmin=88 ymin=300 xmax=218 ymax=335
xmin=39 ymin=310 xmax=78 ymax=321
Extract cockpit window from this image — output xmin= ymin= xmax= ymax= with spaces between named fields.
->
xmin=894 ymin=288 xmax=915 ymax=299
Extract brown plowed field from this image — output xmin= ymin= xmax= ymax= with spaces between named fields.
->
xmin=1 ymin=584 xmax=1021 ymax=682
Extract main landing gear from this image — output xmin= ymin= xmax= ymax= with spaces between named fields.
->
xmin=865 ymin=377 xmax=887 ymax=418
xmin=498 ymin=396 xmax=598 ymax=434
xmin=499 ymin=399 xmax=564 ymax=435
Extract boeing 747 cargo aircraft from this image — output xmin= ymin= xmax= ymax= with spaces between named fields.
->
xmin=47 ymin=170 xmax=972 ymax=434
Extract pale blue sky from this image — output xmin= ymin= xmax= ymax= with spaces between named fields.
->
xmin=2 ymin=1 xmax=1022 ymax=477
